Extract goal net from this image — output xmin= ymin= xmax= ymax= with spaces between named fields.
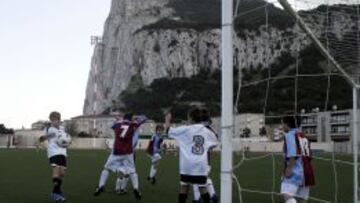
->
xmin=225 ymin=0 xmax=360 ymax=202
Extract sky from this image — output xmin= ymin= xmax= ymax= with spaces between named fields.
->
xmin=0 ymin=0 xmax=111 ymax=129
xmin=0 ymin=0 xmax=357 ymax=130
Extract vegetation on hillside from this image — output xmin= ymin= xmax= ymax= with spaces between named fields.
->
xmin=110 ymin=45 xmax=352 ymax=122
xmin=109 ymin=1 xmax=355 ymax=122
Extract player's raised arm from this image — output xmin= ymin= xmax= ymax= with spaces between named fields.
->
xmin=134 ymin=115 xmax=147 ymax=125
xmin=163 ymin=112 xmax=172 ymax=133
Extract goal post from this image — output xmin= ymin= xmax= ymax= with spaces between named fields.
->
xmin=221 ymin=0 xmax=234 ymax=203
xmin=353 ymin=86 xmax=359 ymax=203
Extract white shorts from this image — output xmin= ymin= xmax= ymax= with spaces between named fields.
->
xmin=150 ymin=153 xmax=162 ymax=163
xmin=104 ymin=154 xmax=135 ymax=174
xmin=280 ymin=182 xmax=310 ymax=200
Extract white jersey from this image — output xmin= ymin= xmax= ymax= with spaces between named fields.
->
xmin=43 ymin=125 xmax=67 ymax=158
xmin=168 ymin=124 xmax=218 ymax=176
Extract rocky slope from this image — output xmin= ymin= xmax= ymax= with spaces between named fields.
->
xmin=83 ymin=0 xmax=359 ymax=116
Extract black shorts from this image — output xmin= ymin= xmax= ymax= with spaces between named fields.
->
xmin=180 ymin=174 xmax=207 ymax=185
xmin=49 ymin=155 xmax=67 ymax=168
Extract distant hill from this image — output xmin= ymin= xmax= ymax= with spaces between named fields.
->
xmin=84 ymin=0 xmax=358 ymax=121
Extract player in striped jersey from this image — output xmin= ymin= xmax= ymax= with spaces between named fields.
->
xmin=146 ymin=124 xmax=164 ymax=185
xmin=281 ymin=115 xmax=315 ymax=203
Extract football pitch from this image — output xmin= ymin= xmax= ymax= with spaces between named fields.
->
xmin=0 ymin=149 xmax=354 ymax=203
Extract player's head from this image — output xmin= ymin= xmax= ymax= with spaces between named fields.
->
xmin=49 ymin=111 xmax=61 ymax=127
xmin=200 ymin=108 xmax=212 ymax=125
xmin=281 ymin=114 xmax=301 ymax=132
xmin=188 ymin=107 xmax=202 ymax=123
xmin=155 ymin=124 xmax=164 ymax=134
xmin=123 ymin=113 xmax=133 ymax=121
xmin=112 ymin=110 xmax=122 ymax=121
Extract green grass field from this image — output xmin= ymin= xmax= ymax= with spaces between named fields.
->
xmin=0 ymin=149 xmax=354 ymax=203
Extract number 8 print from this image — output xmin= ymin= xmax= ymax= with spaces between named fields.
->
xmin=192 ymin=135 xmax=205 ymax=155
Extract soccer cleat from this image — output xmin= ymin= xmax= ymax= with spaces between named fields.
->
xmin=151 ymin=177 xmax=156 ymax=185
xmin=116 ymin=189 xmax=127 ymax=195
xmin=93 ymin=186 xmax=105 ymax=196
xmin=193 ymin=200 xmax=201 ymax=203
xmin=147 ymin=176 xmax=156 ymax=185
xmin=50 ymin=193 xmax=66 ymax=202
xmin=133 ymin=189 xmax=142 ymax=200
xmin=211 ymin=194 xmax=218 ymax=203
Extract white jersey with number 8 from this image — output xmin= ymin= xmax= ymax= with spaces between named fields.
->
xmin=168 ymin=124 xmax=218 ymax=176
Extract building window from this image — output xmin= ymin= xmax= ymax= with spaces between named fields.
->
xmin=331 ymin=125 xmax=350 ymax=133
xmin=331 ymin=113 xmax=349 ymax=123
xmin=303 ymin=127 xmax=316 ymax=134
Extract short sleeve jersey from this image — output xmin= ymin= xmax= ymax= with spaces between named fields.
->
xmin=147 ymin=133 xmax=163 ymax=155
xmin=168 ymin=124 xmax=218 ymax=176
xmin=112 ymin=116 xmax=146 ymax=155
xmin=43 ymin=125 xmax=67 ymax=158
xmin=283 ymin=128 xmax=304 ymax=186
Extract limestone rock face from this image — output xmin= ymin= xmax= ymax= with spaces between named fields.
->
xmin=83 ymin=0 xmax=357 ymax=114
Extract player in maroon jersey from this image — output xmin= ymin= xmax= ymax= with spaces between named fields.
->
xmin=94 ymin=113 xmax=147 ymax=201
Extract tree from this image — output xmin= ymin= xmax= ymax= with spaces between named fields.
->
xmin=0 ymin=124 xmax=14 ymax=135
xmin=241 ymin=127 xmax=251 ymax=138
xmin=259 ymin=126 xmax=267 ymax=136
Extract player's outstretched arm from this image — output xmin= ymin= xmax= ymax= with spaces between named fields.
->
xmin=163 ymin=112 xmax=172 ymax=133
xmin=135 ymin=115 xmax=148 ymax=125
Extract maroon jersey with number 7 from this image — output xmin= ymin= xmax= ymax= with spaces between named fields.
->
xmin=112 ymin=116 xmax=146 ymax=155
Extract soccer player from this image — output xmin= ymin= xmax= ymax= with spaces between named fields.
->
xmin=192 ymin=109 xmax=218 ymax=203
xmin=281 ymin=115 xmax=315 ymax=203
xmin=146 ymin=124 xmax=164 ymax=185
xmin=94 ymin=113 xmax=147 ymax=201
xmin=39 ymin=111 xmax=68 ymax=202
xmin=164 ymin=107 xmax=218 ymax=203
xmin=115 ymin=128 xmax=140 ymax=194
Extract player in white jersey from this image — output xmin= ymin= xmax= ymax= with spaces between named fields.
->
xmin=192 ymin=109 xmax=218 ymax=203
xmin=164 ymin=107 xmax=218 ymax=203
xmin=39 ymin=111 xmax=68 ymax=202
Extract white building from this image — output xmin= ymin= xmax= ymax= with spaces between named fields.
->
xmin=301 ymin=109 xmax=360 ymax=142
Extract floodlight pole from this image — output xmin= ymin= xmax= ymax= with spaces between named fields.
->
xmin=353 ymin=86 xmax=359 ymax=203
xmin=221 ymin=0 xmax=234 ymax=202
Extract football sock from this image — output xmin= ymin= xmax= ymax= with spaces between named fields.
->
xmin=201 ymin=193 xmax=211 ymax=203
xmin=178 ymin=193 xmax=188 ymax=203
xmin=98 ymin=169 xmax=109 ymax=188
xmin=192 ymin=185 xmax=201 ymax=201
xmin=286 ymin=198 xmax=297 ymax=203
xmin=52 ymin=178 xmax=62 ymax=193
xmin=130 ymin=173 xmax=139 ymax=190
xmin=115 ymin=177 xmax=122 ymax=191
xmin=150 ymin=165 xmax=157 ymax=178
xmin=121 ymin=177 xmax=129 ymax=190
xmin=206 ymin=179 xmax=216 ymax=197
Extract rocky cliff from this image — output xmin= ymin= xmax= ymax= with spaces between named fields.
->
xmin=83 ymin=0 xmax=358 ymax=115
